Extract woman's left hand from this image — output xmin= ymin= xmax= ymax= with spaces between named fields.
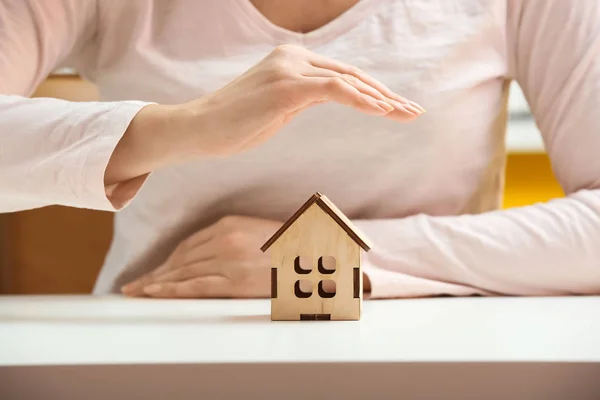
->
xmin=120 ymin=215 xmax=281 ymax=298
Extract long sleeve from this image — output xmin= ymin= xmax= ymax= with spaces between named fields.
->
xmin=358 ymin=0 xmax=600 ymax=298
xmin=0 ymin=0 xmax=151 ymax=212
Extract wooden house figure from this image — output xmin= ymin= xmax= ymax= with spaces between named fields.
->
xmin=261 ymin=192 xmax=372 ymax=321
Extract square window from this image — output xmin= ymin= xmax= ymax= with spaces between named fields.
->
xmin=318 ymin=280 xmax=336 ymax=298
xmin=294 ymin=256 xmax=312 ymax=274
xmin=294 ymin=279 xmax=313 ymax=298
xmin=318 ymin=256 xmax=336 ymax=274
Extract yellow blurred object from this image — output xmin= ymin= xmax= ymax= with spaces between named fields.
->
xmin=503 ymin=153 xmax=564 ymax=208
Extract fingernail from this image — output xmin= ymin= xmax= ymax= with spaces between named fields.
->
xmin=409 ymin=101 xmax=426 ymax=113
xmin=390 ymin=95 xmax=426 ymax=113
xmin=404 ymin=103 xmax=424 ymax=115
xmin=388 ymin=99 xmax=419 ymax=115
xmin=375 ymin=100 xmax=394 ymax=112
xmin=144 ymin=284 xmax=161 ymax=294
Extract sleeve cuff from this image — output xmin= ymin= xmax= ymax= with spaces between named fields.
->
xmin=80 ymin=101 xmax=154 ymax=211
xmin=354 ymin=219 xmax=494 ymax=299
xmin=363 ymin=261 xmax=492 ymax=299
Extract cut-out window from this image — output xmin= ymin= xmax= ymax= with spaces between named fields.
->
xmin=318 ymin=256 xmax=336 ymax=274
xmin=271 ymin=268 xmax=277 ymax=298
xmin=318 ymin=280 xmax=336 ymax=298
xmin=294 ymin=279 xmax=313 ymax=298
xmin=294 ymin=256 xmax=312 ymax=274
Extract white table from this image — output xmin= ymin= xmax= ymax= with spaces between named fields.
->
xmin=1 ymin=295 xmax=599 ymax=399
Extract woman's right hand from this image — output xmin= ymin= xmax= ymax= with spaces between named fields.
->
xmin=179 ymin=44 xmax=425 ymax=157
xmin=104 ymin=44 xmax=424 ymax=187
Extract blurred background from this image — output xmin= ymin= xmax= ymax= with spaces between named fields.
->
xmin=0 ymin=70 xmax=564 ymax=295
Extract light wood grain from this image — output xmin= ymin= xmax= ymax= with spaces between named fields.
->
xmin=269 ymin=203 xmax=361 ymax=321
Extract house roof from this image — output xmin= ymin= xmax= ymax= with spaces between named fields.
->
xmin=260 ymin=192 xmax=372 ymax=252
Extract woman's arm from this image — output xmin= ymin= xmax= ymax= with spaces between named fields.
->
xmin=355 ymin=0 xmax=600 ymax=298
xmin=0 ymin=1 xmax=421 ymax=213
xmin=0 ymin=0 xmax=155 ymax=212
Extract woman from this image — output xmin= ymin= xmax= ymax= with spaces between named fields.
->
xmin=1 ymin=0 xmax=599 ymax=299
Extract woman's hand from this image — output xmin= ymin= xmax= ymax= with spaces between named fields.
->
xmin=184 ymin=44 xmax=425 ymax=157
xmin=120 ymin=215 xmax=281 ymax=298
xmin=106 ymin=44 xmax=424 ymax=186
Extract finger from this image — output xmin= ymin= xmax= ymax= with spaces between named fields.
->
xmin=309 ymin=55 xmax=426 ymax=113
xmin=181 ymin=224 xmax=218 ymax=249
xmin=335 ymin=72 xmax=421 ymax=119
xmin=303 ymin=68 xmax=419 ymax=116
xmin=121 ymin=241 xmax=219 ymax=296
xmin=303 ymin=76 xmax=394 ymax=115
xmin=123 ymin=245 xmax=207 ymax=296
xmin=303 ymin=68 xmax=389 ymax=101
xmin=303 ymin=77 xmax=420 ymax=122
xmin=143 ymin=275 xmax=231 ymax=298
xmin=311 ymin=54 xmax=421 ymax=107
xmin=151 ymin=261 xmax=221 ymax=284
xmin=121 ymin=263 xmax=171 ymax=296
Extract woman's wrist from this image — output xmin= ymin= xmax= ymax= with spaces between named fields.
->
xmin=104 ymin=103 xmax=197 ymax=186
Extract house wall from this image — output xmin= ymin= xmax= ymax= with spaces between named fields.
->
xmin=269 ymin=203 xmax=362 ymax=320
